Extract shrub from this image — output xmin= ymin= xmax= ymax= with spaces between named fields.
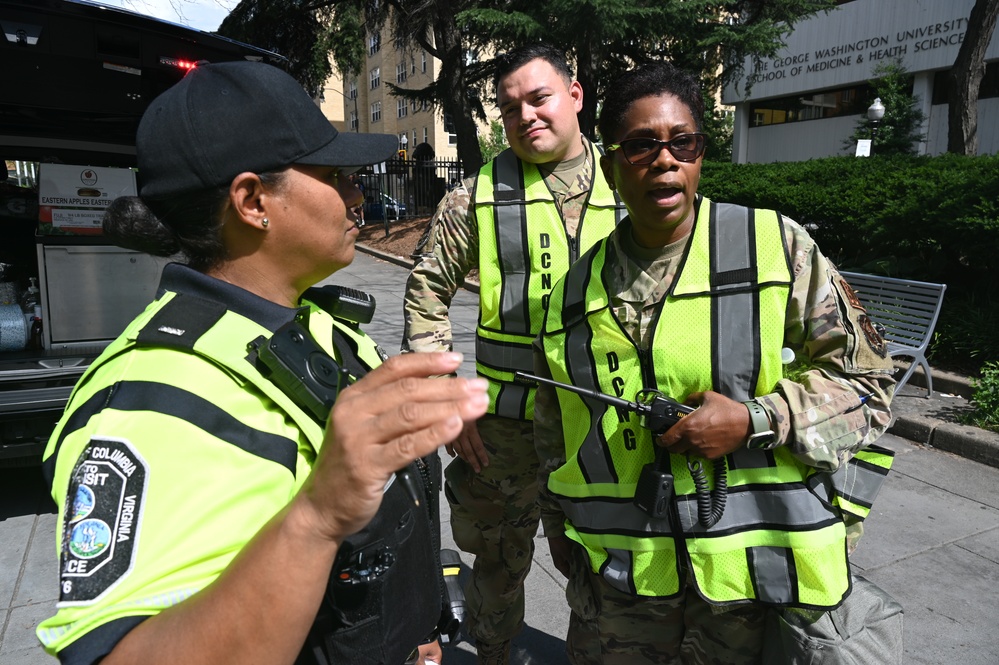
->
xmin=699 ymin=152 xmax=999 ymax=370
xmin=959 ymin=362 xmax=999 ymax=433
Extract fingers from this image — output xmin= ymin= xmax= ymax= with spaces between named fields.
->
xmin=347 ymin=352 xmax=465 ymax=394
xmin=450 ymin=421 xmax=489 ymax=472
xmin=306 ymin=354 xmax=488 ymax=540
xmin=658 ymin=391 xmax=749 ymax=460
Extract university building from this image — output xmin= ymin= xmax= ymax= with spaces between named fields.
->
xmin=723 ymin=0 xmax=999 ymax=163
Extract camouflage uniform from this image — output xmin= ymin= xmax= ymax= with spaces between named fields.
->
xmin=403 ymin=137 xmax=601 ymax=661
xmin=533 ymin=210 xmax=896 ymax=665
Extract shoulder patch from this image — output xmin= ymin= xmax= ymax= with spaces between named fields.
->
xmin=57 ymin=437 xmax=148 ymax=606
xmin=858 ymin=314 xmax=889 ymax=358
xmin=840 ymin=277 xmax=865 ymax=311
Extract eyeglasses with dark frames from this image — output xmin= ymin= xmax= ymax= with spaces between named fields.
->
xmin=606 ymin=133 xmax=708 ymax=165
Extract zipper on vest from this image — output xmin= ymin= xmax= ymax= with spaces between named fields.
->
xmin=568 ymin=234 xmax=578 ymax=263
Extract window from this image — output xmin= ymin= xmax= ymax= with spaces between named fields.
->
xmin=349 ymin=110 xmax=358 ymax=131
xmin=411 ymin=58 xmax=416 ymax=75
xmin=371 ymin=101 xmax=381 ymax=123
xmin=370 ymin=67 xmax=380 ymax=89
xmin=396 ymin=63 xmax=407 ymax=83
xmin=410 ymin=99 xmax=418 ymax=115
xmin=421 ymin=52 xmax=427 ymax=73
xmin=932 ymin=62 xmax=999 ymax=104
xmin=348 ymin=80 xmax=357 ymax=100
xmin=749 ymin=84 xmax=873 ymax=127
xmin=423 ymin=127 xmax=428 ymax=144
xmin=368 ymin=32 xmax=381 ymax=55
xmin=397 ymin=99 xmax=408 ymax=118
xmin=446 ymin=113 xmax=457 ymax=145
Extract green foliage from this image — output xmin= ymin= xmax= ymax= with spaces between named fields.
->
xmin=477 ymin=120 xmax=508 ymax=163
xmin=930 ymin=292 xmax=999 ymax=372
xmin=699 ymin=153 xmax=999 ymax=370
xmin=959 ymin=362 xmax=999 ymax=433
xmin=845 ymin=59 xmax=926 ymax=156
xmin=702 ymin=95 xmax=733 ymax=162
xmin=459 ymin=0 xmax=837 ymax=138
xmin=218 ymin=0 xmax=348 ymax=97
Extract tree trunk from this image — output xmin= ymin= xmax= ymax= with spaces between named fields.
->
xmin=574 ymin=36 xmax=598 ymax=140
xmin=433 ymin=11 xmax=483 ymax=174
xmin=946 ymin=0 xmax=999 ymax=155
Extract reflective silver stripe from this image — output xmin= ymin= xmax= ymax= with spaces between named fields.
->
xmin=475 ymin=336 xmax=534 ymax=373
xmin=677 ymin=484 xmax=837 ymax=533
xmin=562 ymin=262 xmax=618 ymax=483
xmin=492 ymin=151 xmax=531 ymax=335
xmin=748 ymin=546 xmax=796 ymax=604
xmin=711 ymin=202 xmax=759 ymax=402
xmin=809 ymin=447 xmax=892 ymax=511
xmin=603 ymin=548 xmax=634 ymax=594
xmin=493 ymin=380 xmax=530 ymax=420
xmin=559 ymin=483 xmax=836 ymax=535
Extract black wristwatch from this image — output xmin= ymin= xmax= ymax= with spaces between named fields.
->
xmin=743 ymin=399 xmax=778 ymax=450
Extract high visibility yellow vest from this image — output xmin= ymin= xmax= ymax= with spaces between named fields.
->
xmin=473 ymin=143 xmax=624 ymax=420
xmin=36 ymin=286 xmax=426 ymax=659
xmin=541 ymin=199 xmax=893 ymax=609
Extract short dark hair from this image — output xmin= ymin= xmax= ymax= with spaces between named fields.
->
xmin=493 ymin=43 xmax=573 ymax=98
xmin=598 ymin=62 xmax=705 ymax=143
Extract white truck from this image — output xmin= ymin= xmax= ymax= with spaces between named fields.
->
xmin=0 ymin=0 xmax=283 ymax=466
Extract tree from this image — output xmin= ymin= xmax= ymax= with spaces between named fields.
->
xmin=845 ymin=59 xmax=926 ymax=156
xmin=947 ymin=0 xmax=999 ymax=155
xmin=219 ymin=0 xmax=836 ymax=172
xmin=217 ymin=0 xmax=356 ymax=97
xmin=461 ymin=0 xmax=837 ymax=140
xmin=478 ymin=120 xmax=508 ymax=163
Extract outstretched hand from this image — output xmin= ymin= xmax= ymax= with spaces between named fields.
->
xmin=302 ymin=352 xmax=489 ymax=541
xmin=657 ymin=391 xmax=752 ymax=460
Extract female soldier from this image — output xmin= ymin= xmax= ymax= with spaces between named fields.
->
xmin=533 ymin=62 xmax=897 ymax=663
xmin=36 ymin=61 xmax=487 ymax=665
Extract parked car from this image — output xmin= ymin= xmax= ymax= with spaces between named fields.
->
xmin=365 ymin=192 xmax=407 ymax=221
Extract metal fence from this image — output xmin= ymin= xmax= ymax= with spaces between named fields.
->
xmin=356 ymin=158 xmax=464 ymax=223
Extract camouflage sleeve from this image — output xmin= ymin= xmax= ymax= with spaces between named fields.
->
xmin=756 ymin=219 xmax=896 ymax=471
xmin=532 ymin=337 xmax=569 ymax=537
xmin=402 ymin=177 xmax=479 ymax=355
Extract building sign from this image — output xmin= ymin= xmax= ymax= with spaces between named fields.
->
xmin=724 ymin=0 xmax=995 ymax=103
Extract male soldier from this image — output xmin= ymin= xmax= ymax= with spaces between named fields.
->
xmin=402 ymin=44 xmax=623 ymax=664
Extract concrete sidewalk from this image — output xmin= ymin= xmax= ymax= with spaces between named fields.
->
xmin=2 ymin=249 xmax=997 ymax=664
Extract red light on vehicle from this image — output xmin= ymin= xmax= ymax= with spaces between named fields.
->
xmin=159 ymin=56 xmax=198 ymax=71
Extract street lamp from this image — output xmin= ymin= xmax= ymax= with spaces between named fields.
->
xmin=867 ymin=98 xmax=885 ymax=151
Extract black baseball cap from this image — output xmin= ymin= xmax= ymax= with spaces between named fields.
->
xmin=137 ymin=61 xmax=398 ymax=199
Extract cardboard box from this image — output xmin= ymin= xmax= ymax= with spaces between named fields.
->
xmin=37 ymin=164 xmax=137 ymax=235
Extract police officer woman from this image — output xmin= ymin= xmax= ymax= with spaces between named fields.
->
xmin=36 ymin=61 xmax=488 ymax=665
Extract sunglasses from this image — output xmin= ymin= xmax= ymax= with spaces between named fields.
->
xmin=606 ymin=133 xmax=707 ymax=165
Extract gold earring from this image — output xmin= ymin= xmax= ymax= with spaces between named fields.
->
xmin=261 ymin=218 xmax=269 ymax=228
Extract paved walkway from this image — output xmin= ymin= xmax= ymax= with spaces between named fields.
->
xmin=2 ymin=250 xmax=997 ymax=664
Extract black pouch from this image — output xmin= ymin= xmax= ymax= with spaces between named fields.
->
xmin=301 ymin=464 xmax=442 ymax=665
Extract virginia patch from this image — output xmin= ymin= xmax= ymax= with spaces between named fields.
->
xmin=58 ymin=437 xmax=147 ymax=606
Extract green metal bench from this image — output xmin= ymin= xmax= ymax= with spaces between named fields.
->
xmin=839 ymin=271 xmax=947 ymax=397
